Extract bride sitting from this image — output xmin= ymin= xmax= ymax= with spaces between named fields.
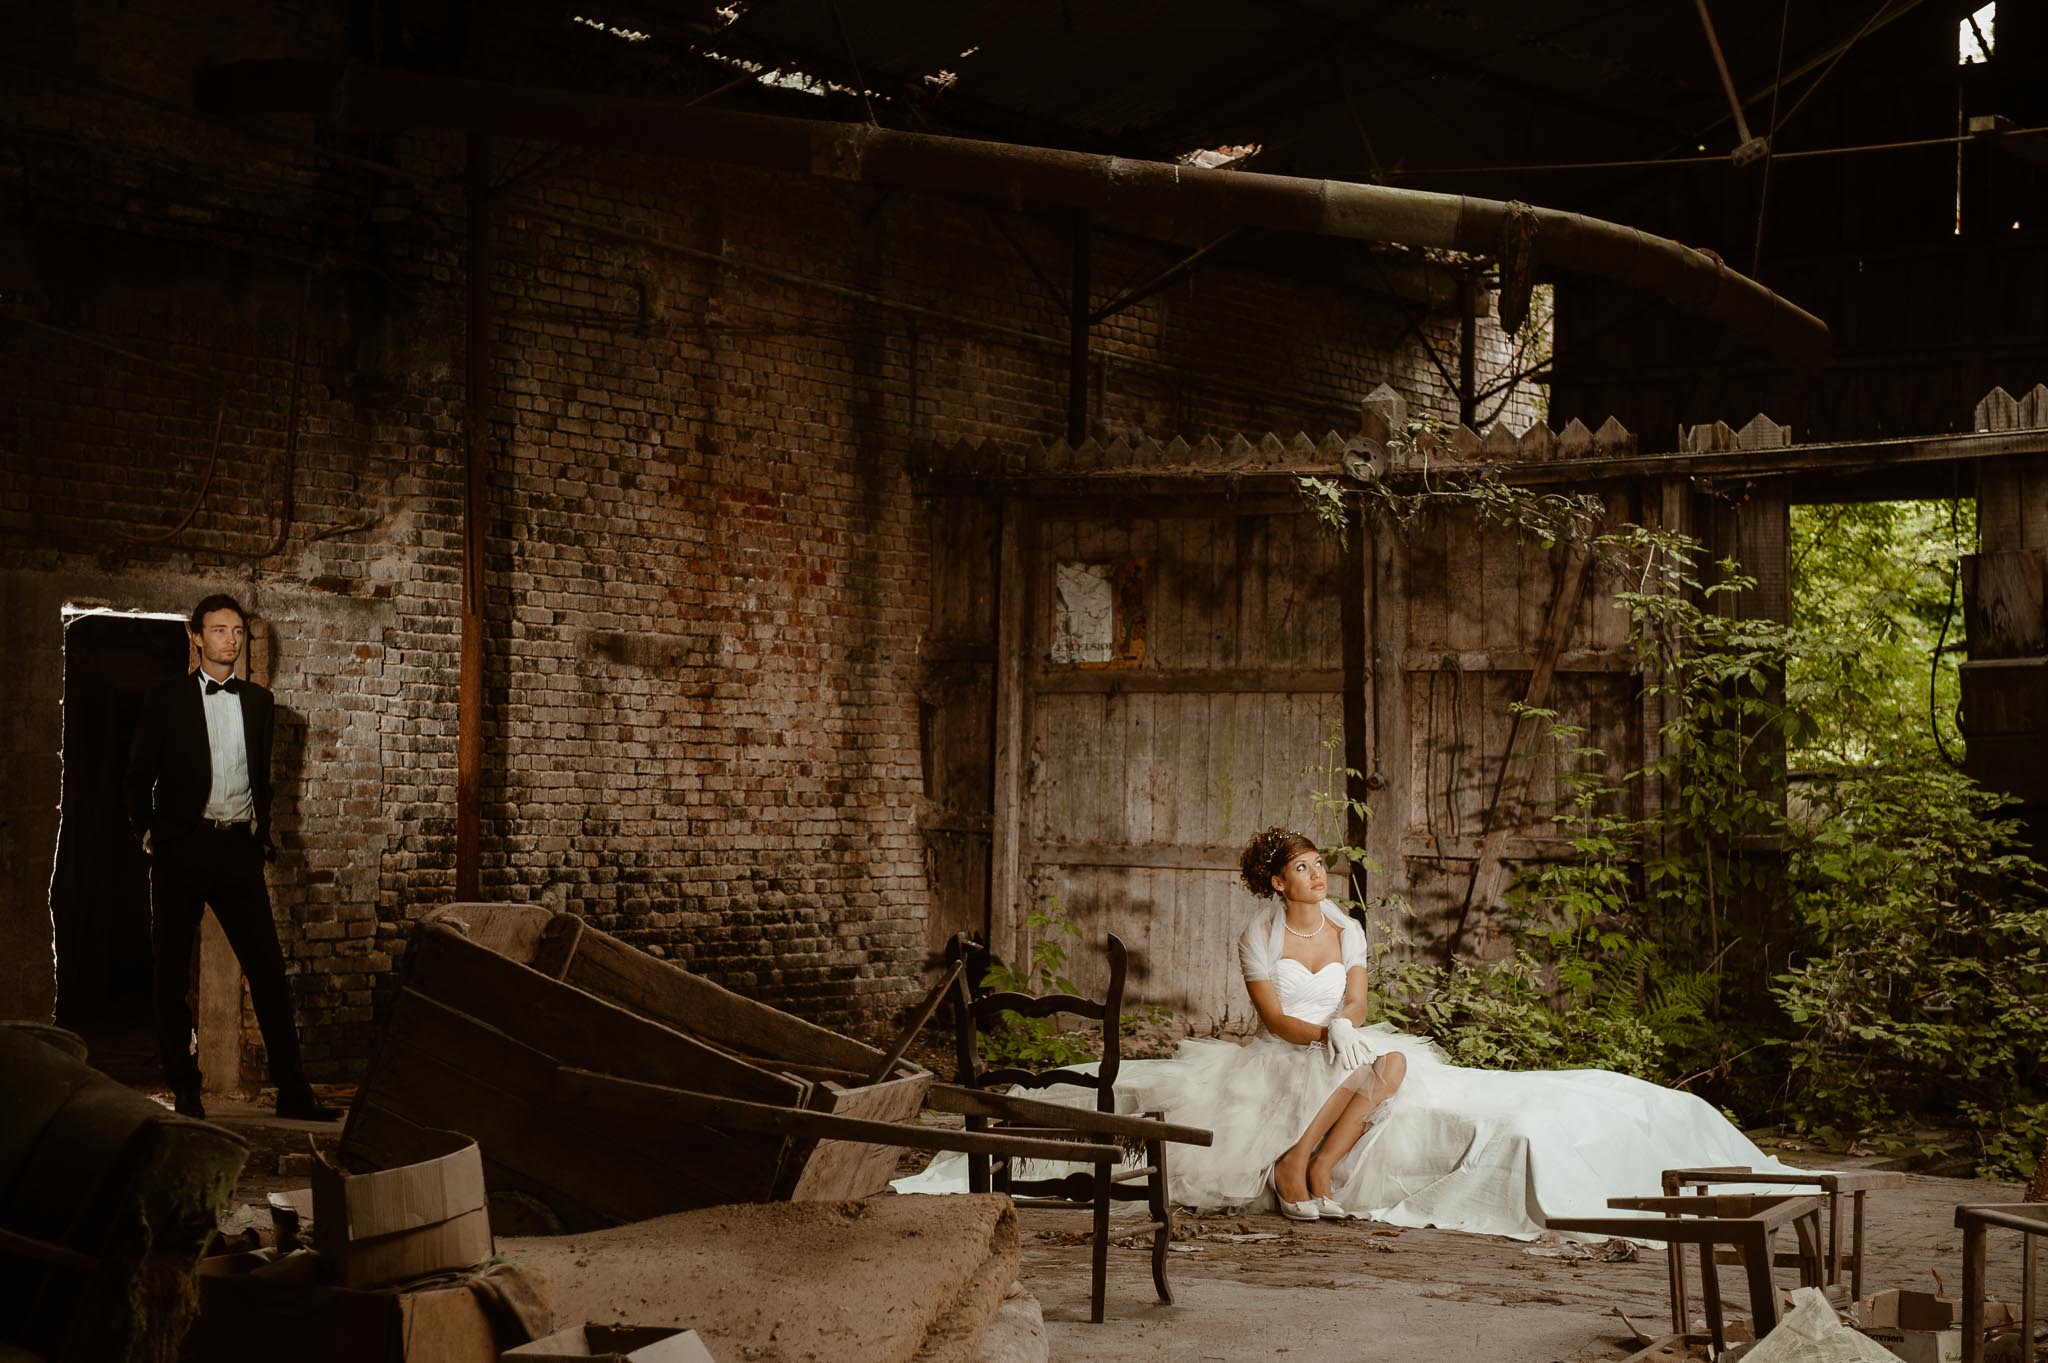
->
xmin=1208 ymin=826 xmax=1410 ymax=1220
xmin=901 ymin=826 xmax=1791 ymax=1235
xmin=1128 ymin=825 xmax=1791 ymax=1230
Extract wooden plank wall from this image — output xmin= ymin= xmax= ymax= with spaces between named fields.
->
xmin=1015 ymin=498 xmax=1346 ymax=1033
xmin=925 ymin=386 xmax=2046 ymax=1029
xmin=1368 ymin=489 xmax=1644 ymax=964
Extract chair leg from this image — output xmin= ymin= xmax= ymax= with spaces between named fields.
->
xmin=1148 ymin=1138 xmax=1173 ymax=1305
xmin=1745 ymin=1227 xmax=1781 ymax=1337
xmin=1091 ymin=1165 xmax=1110 ymax=1324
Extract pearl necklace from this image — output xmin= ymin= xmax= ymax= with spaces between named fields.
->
xmin=1282 ymin=913 xmax=1326 ymax=939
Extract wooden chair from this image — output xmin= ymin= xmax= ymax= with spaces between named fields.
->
xmin=949 ymin=932 xmax=1172 ymax=1324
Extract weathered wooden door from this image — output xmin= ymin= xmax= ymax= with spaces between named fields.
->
xmin=999 ymin=494 xmax=1347 ymax=1032
xmin=1362 ymin=487 xmax=1652 ymax=962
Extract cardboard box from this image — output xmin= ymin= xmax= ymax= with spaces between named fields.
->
xmin=311 ymin=1127 xmax=493 ymax=1289
xmin=1859 ymin=1290 xmax=1955 ymax=1332
xmin=1856 ymin=1323 xmax=1961 ymax=1363
xmin=187 ymin=1252 xmax=546 ymax=1363
xmin=503 ymin=1324 xmax=720 ymax=1362
xmin=1853 ymin=1290 xmax=2015 ymax=1363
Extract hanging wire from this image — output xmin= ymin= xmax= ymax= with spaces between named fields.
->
xmin=1928 ymin=479 xmax=1967 ymax=771
xmin=1769 ymin=0 xmax=1894 ymax=139
xmin=111 ymin=402 xmax=227 ymax=544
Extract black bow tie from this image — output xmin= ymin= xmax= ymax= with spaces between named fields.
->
xmin=204 ymin=677 xmax=242 ymax=696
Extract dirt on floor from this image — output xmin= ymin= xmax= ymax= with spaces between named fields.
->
xmin=200 ymin=1081 xmax=2041 ymax=1363
xmin=1007 ymin=1154 xmax=2037 ymax=1363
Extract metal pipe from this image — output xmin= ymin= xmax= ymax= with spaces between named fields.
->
xmin=194 ymin=59 xmax=1830 ymax=362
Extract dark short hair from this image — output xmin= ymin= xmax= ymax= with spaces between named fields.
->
xmin=189 ymin=594 xmax=247 ymax=633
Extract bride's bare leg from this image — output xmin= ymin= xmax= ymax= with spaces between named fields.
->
xmin=1306 ymin=1053 xmax=1408 ymax=1198
xmin=1271 ymin=1081 xmax=1362 ymax=1202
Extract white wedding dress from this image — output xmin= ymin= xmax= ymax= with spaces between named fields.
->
xmin=898 ymin=947 xmax=1791 ymax=1238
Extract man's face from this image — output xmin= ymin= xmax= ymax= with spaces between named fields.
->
xmin=192 ymin=608 xmax=246 ymax=673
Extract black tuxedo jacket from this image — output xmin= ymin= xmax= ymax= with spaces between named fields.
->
xmin=126 ymin=672 xmax=277 ymax=855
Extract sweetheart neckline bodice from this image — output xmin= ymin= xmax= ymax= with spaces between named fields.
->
xmin=1271 ymin=956 xmax=1347 ymax=1025
xmin=1274 ymin=958 xmax=1344 ymax=977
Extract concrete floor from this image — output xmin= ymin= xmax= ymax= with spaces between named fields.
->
xmin=1013 ymin=1164 xmax=2035 ymax=1363
xmin=197 ymin=1091 xmax=2037 ymax=1363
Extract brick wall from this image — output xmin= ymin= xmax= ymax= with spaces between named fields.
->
xmin=0 ymin=3 xmax=1535 ymax=1071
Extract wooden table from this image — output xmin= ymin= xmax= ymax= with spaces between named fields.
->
xmin=1659 ymin=1165 xmax=1905 ymax=1328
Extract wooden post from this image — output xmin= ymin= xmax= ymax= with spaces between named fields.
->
xmin=988 ymin=496 xmax=1030 ymax=965
xmin=1360 ymin=385 xmax=1410 ymax=924
xmin=1068 ymin=213 xmax=1091 ymax=445
xmin=1639 ymin=477 xmax=1691 ymax=860
xmin=457 ymin=134 xmax=492 ymax=901
xmin=1961 ymin=1218 xmax=1987 ymax=1363
xmin=1364 ymin=506 xmax=1411 ymax=928
xmin=1339 ymin=491 xmax=1373 ymax=884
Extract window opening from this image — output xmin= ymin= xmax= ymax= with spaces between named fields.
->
xmin=1958 ymin=3 xmax=1994 ymax=64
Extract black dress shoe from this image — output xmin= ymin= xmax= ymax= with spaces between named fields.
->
xmin=173 ymin=1088 xmax=207 ymax=1120
xmin=275 ymin=1092 xmax=342 ymax=1122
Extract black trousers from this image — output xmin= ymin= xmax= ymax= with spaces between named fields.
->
xmin=148 ymin=823 xmax=308 ymax=1097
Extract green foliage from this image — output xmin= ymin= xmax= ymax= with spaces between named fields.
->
xmin=1773 ymin=765 xmax=2048 ymax=1165
xmin=1789 ymin=500 xmax=1974 ymax=768
xmin=977 ymin=898 xmax=1177 ymax=1068
xmin=1376 ymin=946 xmax=1706 ymax=1077
xmin=1304 ymin=455 xmax=2046 ymax=1178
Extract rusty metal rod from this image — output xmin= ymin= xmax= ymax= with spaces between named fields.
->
xmin=1693 ymin=0 xmax=1757 ymax=147
xmin=193 ymin=60 xmax=1831 ymax=363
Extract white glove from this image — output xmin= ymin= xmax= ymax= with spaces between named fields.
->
xmin=1325 ymin=1016 xmax=1371 ymax=1071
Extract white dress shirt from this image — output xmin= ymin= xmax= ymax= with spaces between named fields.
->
xmin=198 ymin=670 xmax=256 ymax=828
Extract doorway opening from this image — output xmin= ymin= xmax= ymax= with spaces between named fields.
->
xmin=1787 ymin=498 xmax=1974 ymax=777
xmin=50 ymin=607 xmax=191 ymax=1081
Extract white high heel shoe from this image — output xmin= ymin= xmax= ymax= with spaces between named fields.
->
xmin=1312 ymin=1195 xmax=1352 ymax=1220
xmin=1270 ymin=1168 xmax=1322 ymax=1221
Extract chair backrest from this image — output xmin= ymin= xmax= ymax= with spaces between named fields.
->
xmin=950 ymin=933 xmax=1127 ymax=1114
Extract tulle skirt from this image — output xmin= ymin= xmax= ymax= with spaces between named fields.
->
xmin=1134 ymin=1024 xmax=1450 ymax=1210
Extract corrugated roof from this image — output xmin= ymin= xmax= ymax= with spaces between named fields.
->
xmin=564 ymin=0 xmax=1961 ymax=190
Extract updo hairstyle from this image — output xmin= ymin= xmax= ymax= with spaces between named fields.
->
xmin=1239 ymin=826 xmax=1318 ymax=899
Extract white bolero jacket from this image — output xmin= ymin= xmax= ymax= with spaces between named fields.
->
xmin=1236 ymin=898 xmax=1369 ymax=983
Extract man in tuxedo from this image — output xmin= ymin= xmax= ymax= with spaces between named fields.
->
xmin=125 ymin=594 xmax=337 ymax=1121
